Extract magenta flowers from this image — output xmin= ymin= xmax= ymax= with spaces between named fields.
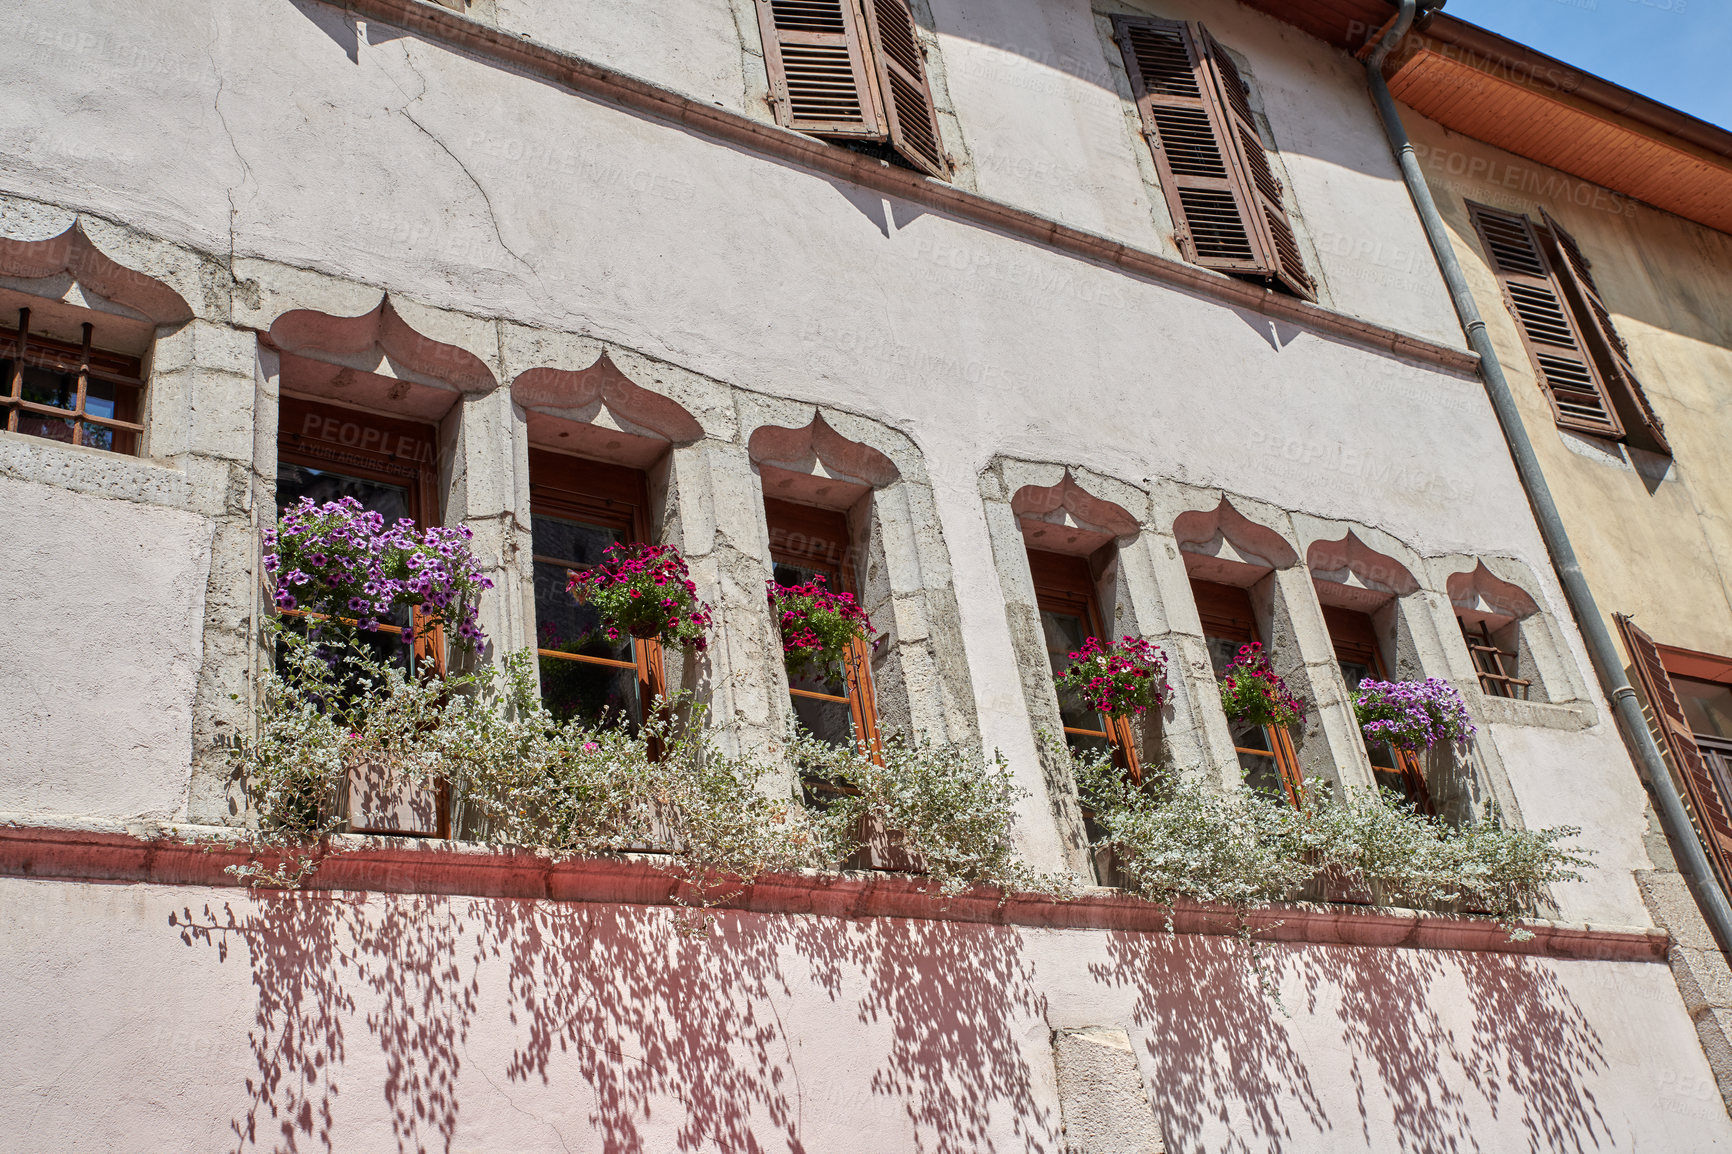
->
xmin=263 ymin=496 xmax=493 ymax=651
xmin=1353 ymin=678 xmax=1476 ymax=752
xmin=1055 ymin=636 xmax=1171 ymax=719
xmin=769 ymin=575 xmax=875 ymax=678
xmin=567 ymin=542 xmax=713 ymax=652
xmin=1218 ymin=642 xmax=1307 ymax=729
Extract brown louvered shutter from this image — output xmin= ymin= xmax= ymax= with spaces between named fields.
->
xmin=1196 ymin=26 xmax=1315 ymax=301
xmin=1467 ymin=202 xmax=1624 ymax=439
xmin=1538 ymin=209 xmax=1672 ymax=456
xmin=756 ymin=0 xmax=882 ymax=138
xmin=1114 ymin=17 xmax=1266 ymax=275
xmin=1617 ymin=615 xmax=1732 ymax=888
xmin=859 ymin=0 xmax=947 ymax=177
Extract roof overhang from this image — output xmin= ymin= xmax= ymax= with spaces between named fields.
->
xmin=1235 ymin=0 xmax=1732 ymax=234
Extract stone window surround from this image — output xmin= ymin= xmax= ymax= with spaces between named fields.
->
xmin=123 ymin=263 xmax=973 ymax=820
xmin=980 ymin=457 xmax=1580 ymax=866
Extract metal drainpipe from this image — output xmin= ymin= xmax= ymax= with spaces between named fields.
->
xmin=1365 ymin=0 xmax=1732 ymax=955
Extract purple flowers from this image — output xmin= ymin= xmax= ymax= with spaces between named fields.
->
xmin=1055 ymin=636 xmax=1171 ymax=719
xmin=263 ymin=496 xmax=494 ymax=653
xmin=1353 ymin=678 xmax=1476 ymax=752
xmin=567 ymin=542 xmax=713 ymax=652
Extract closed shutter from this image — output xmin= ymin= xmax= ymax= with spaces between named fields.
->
xmin=1196 ymin=26 xmax=1315 ymax=300
xmin=1467 ymin=202 xmax=1624 ymax=439
xmin=1616 ymin=614 xmax=1732 ymax=889
xmin=756 ymin=0 xmax=883 ymax=138
xmin=860 ymin=0 xmax=947 ymax=177
xmin=1539 ymin=209 xmax=1671 ymax=455
xmin=1114 ymin=17 xmax=1266 ymax=275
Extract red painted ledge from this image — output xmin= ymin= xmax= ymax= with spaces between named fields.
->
xmin=0 ymin=816 xmax=1668 ymax=962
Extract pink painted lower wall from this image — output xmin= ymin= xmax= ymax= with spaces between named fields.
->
xmin=6 ymin=874 xmax=1730 ymax=1152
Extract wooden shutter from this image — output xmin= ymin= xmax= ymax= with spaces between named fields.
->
xmin=1196 ymin=26 xmax=1315 ymax=300
xmin=756 ymin=0 xmax=883 ymax=138
xmin=1115 ymin=17 xmax=1265 ymax=275
xmin=1467 ymin=202 xmax=1624 ymax=439
xmin=1616 ymin=614 xmax=1732 ymax=888
xmin=1539 ymin=209 xmax=1671 ymax=455
xmin=860 ymin=0 xmax=947 ymax=177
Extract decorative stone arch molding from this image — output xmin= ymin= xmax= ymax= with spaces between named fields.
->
xmin=979 ymin=459 xmax=1160 ymax=877
xmin=0 ymin=220 xmax=195 ymax=329
xmin=1435 ymin=555 xmax=1595 ymax=719
xmin=743 ymin=404 xmax=978 ymax=763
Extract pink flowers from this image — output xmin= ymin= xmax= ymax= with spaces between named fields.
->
xmin=1353 ymin=678 xmax=1475 ymax=752
xmin=768 ymin=575 xmax=875 ymax=678
xmin=567 ymin=542 xmax=713 ymax=652
xmin=263 ymin=496 xmax=493 ymax=652
xmin=1054 ymin=636 xmax=1171 ymax=719
xmin=1218 ymin=642 xmax=1307 ymax=729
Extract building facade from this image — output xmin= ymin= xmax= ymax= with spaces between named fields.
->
xmin=3 ymin=0 xmax=1730 ymax=1149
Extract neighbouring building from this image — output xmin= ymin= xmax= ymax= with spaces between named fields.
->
xmin=3 ymin=0 xmax=1732 ymax=1150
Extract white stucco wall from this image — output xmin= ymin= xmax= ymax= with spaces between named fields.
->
xmin=0 ymin=470 xmax=209 ymax=818
xmin=6 ymin=876 xmax=1728 ymax=1153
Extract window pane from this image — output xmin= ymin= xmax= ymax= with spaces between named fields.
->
xmin=533 ymin=515 xmax=630 ymax=659
xmin=1206 ymin=636 xmax=1241 ymax=677
xmin=1041 ymin=608 xmax=1110 ymax=737
xmin=792 ymin=691 xmax=855 ymax=749
xmin=277 ymin=462 xmax=412 ymax=528
xmin=20 ymin=364 xmax=76 ymax=410
xmin=538 ymin=653 xmax=641 ymax=728
xmin=1339 ymin=659 xmax=1372 ymax=693
xmin=1677 ymin=677 xmax=1732 ymax=742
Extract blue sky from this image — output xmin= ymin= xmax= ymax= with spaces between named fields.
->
xmin=1444 ymin=0 xmax=1731 ymax=131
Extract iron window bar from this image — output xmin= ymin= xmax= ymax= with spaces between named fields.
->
xmin=3 ymin=309 xmax=145 ymax=447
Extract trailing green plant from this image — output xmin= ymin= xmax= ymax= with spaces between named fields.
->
xmin=232 ymin=622 xmax=816 ymax=901
xmin=791 ymin=729 xmax=1072 ymax=899
xmin=233 ymin=621 xmax=1061 ymax=913
xmin=1072 ymin=747 xmax=1592 ymax=940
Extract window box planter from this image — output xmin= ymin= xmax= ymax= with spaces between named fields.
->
xmin=845 ymin=811 xmax=928 ymax=875
xmin=345 ymin=755 xmax=445 ymax=837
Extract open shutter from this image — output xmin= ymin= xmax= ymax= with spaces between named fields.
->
xmin=1196 ymin=25 xmax=1315 ymax=300
xmin=1114 ymin=17 xmax=1267 ymax=275
xmin=1467 ymin=202 xmax=1624 ymax=439
xmin=1617 ymin=614 xmax=1732 ymax=888
xmin=1539 ymin=209 xmax=1671 ymax=455
xmin=859 ymin=0 xmax=947 ymax=177
xmin=755 ymin=0 xmax=883 ymax=138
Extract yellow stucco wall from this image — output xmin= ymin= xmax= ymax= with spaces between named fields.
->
xmin=1403 ymin=112 xmax=1732 ymax=658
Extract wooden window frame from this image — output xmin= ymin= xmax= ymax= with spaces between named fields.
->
xmin=1191 ymin=578 xmax=1304 ymax=805
xmin=1458 ymin=617 xmax=1533 ymax=700
xmin=1324 ymin=604 xmax=1432 ymax=814
xmin=1030 ymin=549 xmax=1142 ymax=783
xmin=765 ymin=496 xmax=882 ymax=760
xmin=528 ymin=449 xmax=667 ymax=723
xmin=276 ymin=395 xmax=447 ymax=677
xmin=2 ymin=307 xmax=145 ymax=454
xmin=1112 ymin=16 xmax=1314 ymax=299
xmin=755 ymin=0 xmax=948 ymax=178
xmin=1616 ymin=615 xmax=1732 ymax=893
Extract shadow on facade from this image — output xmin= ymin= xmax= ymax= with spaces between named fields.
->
xmin=170 ymin=889 xmax=1056 ymax=1153
xmin=1095 ymin=930 xmax=1609 ymax=1153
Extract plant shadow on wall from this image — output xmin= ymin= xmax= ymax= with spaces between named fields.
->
xmin=169 ymin=890 xmax=1058 ymax=1153
xmin=1090 ymin=932 xmax=1610 ymax=1153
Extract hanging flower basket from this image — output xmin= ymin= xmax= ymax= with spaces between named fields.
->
xmin=567 ymin=542 xmax=713 ymax=652
xmin=1218 ymin=642 xmax=1307 ymax=729
xmin=1353 ymin=678 xmax=1476 ymax=752
xmin=769 ymin=575 xmax=875 ymax=678
xmin=263 ymin=496 xmax=493 ymax=651
xmin=1055 ymin=636 xmax=1171 ymax=719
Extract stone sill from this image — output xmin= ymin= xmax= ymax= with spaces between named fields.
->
xmin=0 ymin=814 xmax=1667 ymax=962
xmin=341 ymin=0 xmax=1479 ymax=378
